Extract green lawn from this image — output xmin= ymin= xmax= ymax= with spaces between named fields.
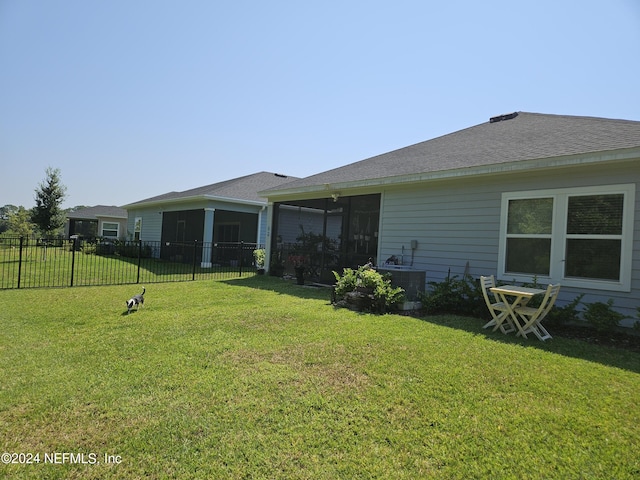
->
xmin=0 ymin=278 xmax=638 ymax=479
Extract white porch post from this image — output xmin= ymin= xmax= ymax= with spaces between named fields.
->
xmin=201 ymin=208 xmax=215 ymax=268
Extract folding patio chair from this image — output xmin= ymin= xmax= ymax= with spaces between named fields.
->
xmin=480 ymin=275 xmax=515 ymax=334
xmin=514 ymin=284 xmax=561 ymax=341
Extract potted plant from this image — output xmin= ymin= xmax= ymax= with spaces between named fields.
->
xmin=253 ymin=248 xmax=266 ymax=274
xmin=288 ymin=255 xmax=307 ymax=285
xmin=332 ymin=266 xmax=405 ymax=313
xmin=269 ymin=252 xmax=285 ymax=277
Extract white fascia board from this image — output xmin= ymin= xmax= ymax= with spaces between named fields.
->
xmin=123 ymin=195 xmax=266 ymax=210
xmin=95 ymin=214 xmax=128 ymax=219
xmin=201 ymin=195 xmax=266 ymax=207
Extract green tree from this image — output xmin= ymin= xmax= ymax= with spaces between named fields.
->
xmin=31 ymin=167 xmax=67 ymax=237
xmin=7 ymin=206 xmax=35 ymax=238
xmin=0 ymin=204 xmax=18 ymax=234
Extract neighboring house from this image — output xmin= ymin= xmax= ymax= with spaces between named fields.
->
xmin=261 ymin=112 xmax=640 ymax=325
xmin=122 ymin=171 xmax=298 ymax=267
xmin=65 ymin=205 xmax=128 ymax=240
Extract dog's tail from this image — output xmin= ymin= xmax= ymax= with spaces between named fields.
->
xmin=141 ymin=287 xmax=146 ymax=295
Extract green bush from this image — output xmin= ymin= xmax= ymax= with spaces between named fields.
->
xmin=544 ymin=294 xmax=584 ymax=327
xmin=333 ymin=266 xmax=404 ymax=313
xmin=82 ymin=242 xmax=97 ymax=255
xmin=113 ymin=241 xmax=152 ymax=258
xmin=418 ymin=272 xmax=485 ymax=318
xmin=583 ymin=298 xmax=627 ymax=332
xmin=253 ymin=249 xmax=266 ymax=269
xmin=333 ymin=267 xmax=359 ymax=297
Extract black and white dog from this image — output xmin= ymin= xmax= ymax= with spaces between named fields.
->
xmin=126 ymin=287 xmax=145 ymax=314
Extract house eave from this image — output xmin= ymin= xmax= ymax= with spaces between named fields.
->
xmin=95 ymin=214 xmax=128 ymax=220
xmin=122 ymin=194 xmax=266 ymax=210
xmin=262 ymin=147 xmax=640 ymax=201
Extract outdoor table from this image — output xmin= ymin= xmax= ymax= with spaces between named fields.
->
xmin=489 ymin=285 xmax=546 ymax=338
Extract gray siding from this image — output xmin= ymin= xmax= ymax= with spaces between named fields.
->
xmin=126 ymin=200 xmax=269 ymax=244
xmin=126 ymin=207 xmax=163 ymax=242
xmin=379 ymin=161 xmax=640 ymax=325
xmin=257 ymin=209 xmax=268 ymax=245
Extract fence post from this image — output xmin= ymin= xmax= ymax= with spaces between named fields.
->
xmin=238 ymin=241 xmax=244 ymax=276
xmin=137 ymin=240 xmax=142 ymax=284
xmin=192 ymin=240 xmax=198 ymax=281
xmin=70 ymin=236 xmax=78 ymax=287
xmin=17 ymin=237 xmax=24 ymax=289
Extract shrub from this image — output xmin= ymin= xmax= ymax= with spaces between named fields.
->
xmin=418 ymin=272 xmax=485 ymax=318
xmin=253 ymin=249 xmax=266 ymax=269
xmin=112 ymin=241 xmax=152 ymax=258
xmin=82 ymin=242 xmax=97 ymax=255
xmin=333 ymin=267 xmax=358 ymax=297
xmin=333 ymin=266 xmax=404 ymax=313
xmin=544 ymin=294 xmax=584 ymax=327
xmin=583 ymin=299 xmax=627 ymax=332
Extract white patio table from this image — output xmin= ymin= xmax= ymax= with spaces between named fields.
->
xmin=489 ymin=285 xmax=546 ymax=338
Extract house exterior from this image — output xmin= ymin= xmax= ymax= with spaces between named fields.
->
xmin=65 ymin=205 xmax=128 ymax=240
xmin=260 ymin=112 xmax=640 ymax=325
xmin=122 ymin=171 xmax=297 ymax=267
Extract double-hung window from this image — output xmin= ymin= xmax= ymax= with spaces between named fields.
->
xmin=101 ymin=222 xmax=120 ymax=238
xmin=498 ymin=184 xmax=635 ymax=292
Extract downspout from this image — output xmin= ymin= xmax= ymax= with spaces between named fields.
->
xmin=264 ymin=202 xmax=275 ymax=273
xmin=256 ymin=205 xmax=266 ymax=245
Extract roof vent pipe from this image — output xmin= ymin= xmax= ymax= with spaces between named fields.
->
xmin=490 ymin=112 xmax=519 ymax=123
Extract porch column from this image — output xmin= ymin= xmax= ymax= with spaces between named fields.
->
xmin=201 ymin=208 xmax=215 ymax=268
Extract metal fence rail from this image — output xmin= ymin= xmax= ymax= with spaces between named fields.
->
xmin=0 ymin=236 xmax=261 ymax=289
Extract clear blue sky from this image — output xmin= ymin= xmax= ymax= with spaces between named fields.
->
xmin=1 ymin=0 xmax=639 ymax=209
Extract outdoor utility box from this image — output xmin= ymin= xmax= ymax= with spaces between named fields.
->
xmin=378 ymin=268 xmax=426 ymax=301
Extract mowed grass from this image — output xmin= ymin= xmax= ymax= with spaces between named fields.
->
xmin=0 ymin=245 xmax=251 ymax=288
xmin=0 ymin=278 xmax=638 ymax=479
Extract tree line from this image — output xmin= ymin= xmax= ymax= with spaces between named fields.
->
xmin=1 ymin=167 xmax=83 ymax=239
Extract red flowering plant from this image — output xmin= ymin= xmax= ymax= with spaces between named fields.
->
xmin=288 ymin=255 xmax=308 ymax=268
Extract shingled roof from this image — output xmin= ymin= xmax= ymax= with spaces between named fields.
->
xmin=123 ymin=171 xmax=298 ymax=208
xmin=261 ymin=112 xmax=640 ymax=196
xmin=66 ymin=205 xmax=127 ymax=219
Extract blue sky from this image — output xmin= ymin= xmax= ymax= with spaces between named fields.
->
xmin=1 ymin=0 xmax=639 ymax=209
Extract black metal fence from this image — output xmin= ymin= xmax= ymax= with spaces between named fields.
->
xmin=0 ymin=236 xmax=262 ymax=289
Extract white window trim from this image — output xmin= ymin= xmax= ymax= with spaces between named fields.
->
xmin=101 ymin=221 xmax=120 ymax=238
xmin=498 ymin=184 xmax=635 ymax=292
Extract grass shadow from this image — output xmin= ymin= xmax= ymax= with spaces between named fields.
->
xmin=417 ymin=314 xmax=640 ymax=374
xmin=222 ymin=276 xmax=640 ymax=374
xmin=221 ymin=275 xmax=334 ymax=302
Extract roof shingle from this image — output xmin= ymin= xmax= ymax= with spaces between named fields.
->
xmin=263 ymin=112 xmax=640 ymax=193
xmin=66 ymin=205 xmax=127 ymax=219
xmin=124 ymin=171 xmax=298 ymax=207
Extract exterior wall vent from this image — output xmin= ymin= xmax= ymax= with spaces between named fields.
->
xmin=490 ymin=112 xmax=519 ymax=123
